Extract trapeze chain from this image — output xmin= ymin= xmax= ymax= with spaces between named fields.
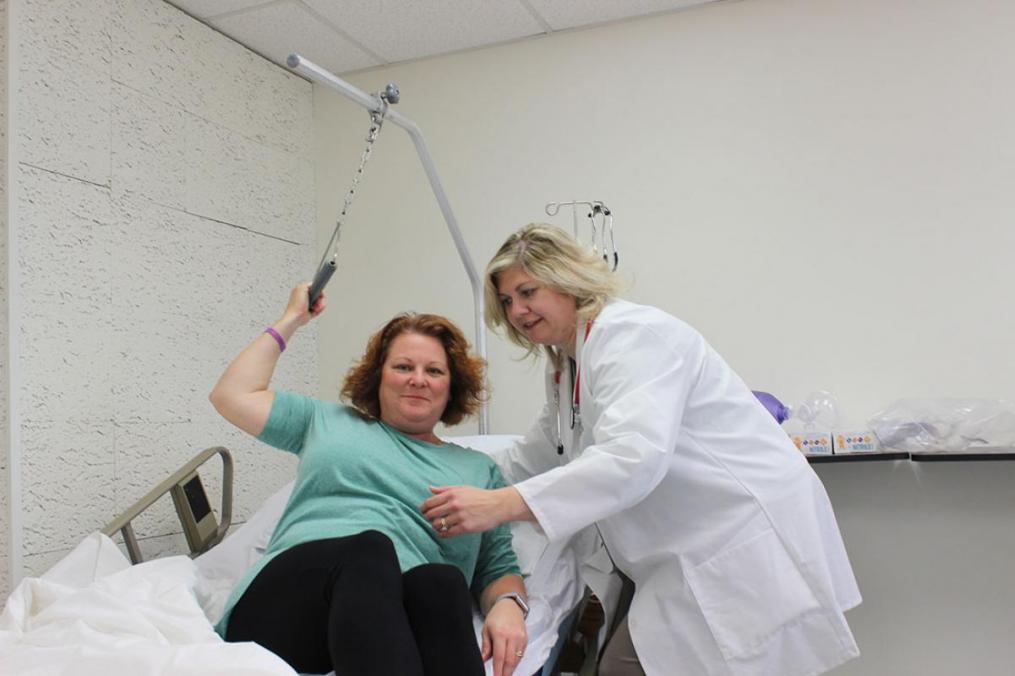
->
xmin=335 ymin=100 xmax=388 ymax=226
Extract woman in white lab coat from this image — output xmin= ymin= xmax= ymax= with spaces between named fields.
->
xmin=421 ymin=224 xmax=861 ymax=676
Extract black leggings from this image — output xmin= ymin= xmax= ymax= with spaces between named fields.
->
xmin=225 ymin=530 xmax=484 ymax=676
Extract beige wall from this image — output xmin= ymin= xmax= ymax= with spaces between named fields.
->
xmin=317 ymin=0 xmax=1014 ymax=433
xmin=314 ymin=0 xmax=1015 ymax=672
xmin=3 ymin=0 xmax=317 ymax=588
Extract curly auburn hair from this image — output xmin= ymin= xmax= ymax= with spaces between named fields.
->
xmin=340 ymin=313 xmax=486 ymax=426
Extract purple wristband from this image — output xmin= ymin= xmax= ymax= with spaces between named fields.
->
xmin=264 ymin=327 xmax=286 ymax=352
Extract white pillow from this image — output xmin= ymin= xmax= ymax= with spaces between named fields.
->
xmin=443 ymin=434 xmax=522 ymax=455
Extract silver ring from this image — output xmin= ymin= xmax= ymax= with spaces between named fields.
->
xmin=440 ymin=517 xmax=449 ymax=533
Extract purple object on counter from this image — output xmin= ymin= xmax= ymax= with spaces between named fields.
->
xmin=753 ymin=390 xmax=790 ymax=424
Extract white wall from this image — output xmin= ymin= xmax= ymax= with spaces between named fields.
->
xmin=3 ymin=0 xmax=317 ymax=592
xmin=314 ymin=0 xmax=1015 ymax=672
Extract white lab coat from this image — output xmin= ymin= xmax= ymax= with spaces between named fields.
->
xmin=494 ymin=299 xmax=861 ymax=676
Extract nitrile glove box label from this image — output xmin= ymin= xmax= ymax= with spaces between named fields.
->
xmin=834 ymin=431 xmax=880 ymax=454
xmin=790 ymin=432 xmax=833 ymax=455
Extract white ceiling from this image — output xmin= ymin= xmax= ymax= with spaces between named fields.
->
xmin=166 ymin=0 xmax=723 ymax=75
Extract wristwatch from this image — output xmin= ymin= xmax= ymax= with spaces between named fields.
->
xmin=492 ymin=592 xmax=530 ymax=619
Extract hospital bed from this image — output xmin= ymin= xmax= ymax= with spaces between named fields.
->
xmin=0 ymin=436 xmax=595 ymax=676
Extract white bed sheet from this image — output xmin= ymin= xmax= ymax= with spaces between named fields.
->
xmin=0 ymin=532 xmax=295 ymax=676
xmin=0 ymin=434 xmax=583 ymax=676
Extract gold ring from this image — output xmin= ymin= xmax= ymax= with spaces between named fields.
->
xmin=515 ymin=649 xmax=524 ymax=658
xmin=439 ymin=517 xmax=449 ymax=533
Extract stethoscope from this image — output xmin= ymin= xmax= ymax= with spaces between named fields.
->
xmin=553 ymin=321 xmax=592 ymax=455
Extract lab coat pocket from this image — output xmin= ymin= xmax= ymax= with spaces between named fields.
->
xmin=685 ymin=528 xmax=821 ymax=662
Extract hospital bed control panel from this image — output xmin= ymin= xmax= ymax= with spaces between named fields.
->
xmin=170 ymin=472 xmax=219 ymax=554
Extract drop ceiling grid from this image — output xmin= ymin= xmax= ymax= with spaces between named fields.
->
xmin=210 ymin=1 xmax=380 ymax=74
xmin=303 ymin=0 xmax=547 ymax=64
xmin=166 ymin=0 xmax=724 ymax=74
xmin=525 ymin=0 xmax=717 ymax=30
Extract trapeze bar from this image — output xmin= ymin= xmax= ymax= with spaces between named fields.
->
xmin=286 ymin=54 xmax=489 ymax=433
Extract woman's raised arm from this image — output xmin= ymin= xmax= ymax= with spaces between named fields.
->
xmin=209 ymin=283 xmax=324 ymax=436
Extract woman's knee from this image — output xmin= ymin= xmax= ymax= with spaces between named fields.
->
xmin=345 ymin=529 xmax=397 ymax=561
xmin=334 ymin=530 xmax=401 ymax=584
xmin=348 ymin=529 xmax=396 ymax=553
xmin=402 ymin=564 xmax=471 ymax=605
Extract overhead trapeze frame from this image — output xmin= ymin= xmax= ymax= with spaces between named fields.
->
xmin=286 ymin=54 xmax=489 ymax=433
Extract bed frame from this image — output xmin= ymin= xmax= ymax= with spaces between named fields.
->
xmin=101 ymin=446 xmax=234 ymax=564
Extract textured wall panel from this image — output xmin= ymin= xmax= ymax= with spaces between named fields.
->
xmin=111 ymin=0 xmax=204 ymax=112
xmin=22 ymin=0 xmax=111 ymax=74
xmin=106 ymin=200 xmax=247 ymax=424
xmin=186 ymin=24 xmax=313 ymax=157
xmin=105 ymin=197 xmax=311 ymax=423
xmin=227 ymin=223 xmax=315 ymax=324
xmin=0 ymin=0 xmax=6 ymax=145
xmin=22 ymin=547 xmax=74 ymax=579
xmin=109 ymin=314 xmax=229 ymax=424
xmin=1 ymin=0 xmax=8 ymax=600
xmin=14 ymin=0 xmax=317 ymax=574
xmin=17 ymin=168 xmax=114 ymax=426
xmin=111 ymin=84 xmax=188 ymax=209
xmin=22 ymin=420 xmax=116 ymax=553
xmin=114 ymin=0 xmax=312 ymax=157
xmin=108 ymin=196 xmax=245 ymax=325
xmin=17 ymin=54 xmax=111 ymax=186
xmin=185 ymin=114 xmax=314 ymax=242
xmin=238 ymin=62 xmax=313 ymax=158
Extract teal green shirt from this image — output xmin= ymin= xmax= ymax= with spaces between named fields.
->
xmin=216 ymin=391 xmax=521 ymax=635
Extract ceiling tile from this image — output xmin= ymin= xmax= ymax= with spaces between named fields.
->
xmin=303 ymin=0 xmax=545 ymax=64
xmin=210 ymin=1 xmax=380 ymax=74
xmin=525 ymin=0 xmax=717 ymax=31
xmin=166 ymin=0 xmax=269 ymax=20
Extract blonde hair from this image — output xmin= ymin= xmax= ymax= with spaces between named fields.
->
xmin=484 ymin=223 xmax=624 ymax=366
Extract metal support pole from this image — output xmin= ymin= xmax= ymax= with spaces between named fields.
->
xmin=286 ymin=54 xmax=489 ymax=433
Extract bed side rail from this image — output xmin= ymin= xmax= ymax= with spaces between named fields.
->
xmin=101 ymin=446 xmax=233 ymax=564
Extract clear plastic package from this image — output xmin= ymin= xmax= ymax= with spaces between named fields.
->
xmin=868 ymin=398 xmax=1015 ymax=453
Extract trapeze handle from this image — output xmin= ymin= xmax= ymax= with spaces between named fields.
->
xmin=308 ymin=259 xmax=337 ymax=309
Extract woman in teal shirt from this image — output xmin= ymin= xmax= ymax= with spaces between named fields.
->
xmin=210 ymin=284 xmax=527 ymax=676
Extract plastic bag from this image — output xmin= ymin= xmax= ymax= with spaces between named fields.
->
xmin=868 ymin=398 xmax=1015 ymax=452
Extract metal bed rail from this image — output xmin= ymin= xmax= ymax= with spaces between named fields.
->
xmin=101 ymin=446 xmax=234 ymax=564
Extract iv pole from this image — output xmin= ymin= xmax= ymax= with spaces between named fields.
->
xmin=286 ymin=54 xmax=489 ymax=433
